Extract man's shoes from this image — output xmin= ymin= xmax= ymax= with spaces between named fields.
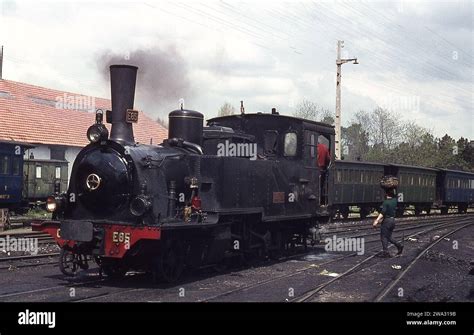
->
xmin=376 ymin=251 xmax=391 ymax=258
xmin=396 ymin=245 xmax=404 ymax=256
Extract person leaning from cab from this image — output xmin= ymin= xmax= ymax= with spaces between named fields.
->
xmin=373 ymin=188 xmax=404 ymax=257
xmin=317 ymin=137 xmax=331 ymax=205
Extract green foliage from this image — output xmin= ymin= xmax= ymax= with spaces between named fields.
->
xmin=26 ymin=208 xmax=51 ymax=219
xmin=342 ymin=107 xmax=473 ymax=172
xmin=341 ymin=123 xmax=369 ymax=161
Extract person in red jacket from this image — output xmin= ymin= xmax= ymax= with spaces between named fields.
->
xmin=317 ymin=143 xmax=331 ymax=170
xmin=317 ymin=139 xmax=331 ymax=205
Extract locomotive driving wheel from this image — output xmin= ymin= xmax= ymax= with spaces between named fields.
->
xmin=153 ymin=240 xmax=185 ymax=283
xmin=99 ymin=258 xmax=129 ymax=279
xmin=59 ymin=249 xmax=88 ymax=276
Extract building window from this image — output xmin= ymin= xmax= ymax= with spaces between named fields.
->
xmin=55 ymin=166 xmax=61 ymax=179
xmin=36 ymin=166 xmax=42 ymax=179
xmin=284 ymin=132 xmax=297 ymax=157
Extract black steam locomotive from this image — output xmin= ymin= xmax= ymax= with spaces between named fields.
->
xmin=33 ymin=65 xmax=335 ymax=282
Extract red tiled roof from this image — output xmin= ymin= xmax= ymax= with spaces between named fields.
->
xmin=0 ymin=79 xmax=168 ymax=147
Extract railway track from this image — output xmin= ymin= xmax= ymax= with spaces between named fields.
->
xmin=0 ymin=215 xmax=471 ymax=302
xmin=372 ymin=223 xmax=473 ymax=302
xmin=0 ymin=230 xmax=58 ymax=269
xmin=198 ymin=216 xmax=473 ymax=302
xmin=72 ymin=216 xmax=474 ymax=303
xmin=293 ymin=219 xmax=473 ymax=302
xmin=324 ymin=212 xmax=472 ymax=233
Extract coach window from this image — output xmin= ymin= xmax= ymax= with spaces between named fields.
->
xmin=284 ymin=132 xmax=297 ymax=157
xmin=336 ymin=170 xmax=342 ymax=184
xmin=36 ymin=166 xmax=42 ymax=179
xmin=12 ymin=157 xmax=20 ymax=176
xmin=0 ymin=155 xmax=10 ymax=174
xmin=55 ymin=166 xmax=61 ymax=179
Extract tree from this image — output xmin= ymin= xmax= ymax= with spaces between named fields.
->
xmin=341 ymin=123 xmax=369 ymax=161
xmin=335 ymin=107 xmax=471 ymax=171
xmin=436 ymin=134 xmax=458 ymax=169
xmin=369 ymin=107 xmax=403 ymax=151
xmin=294 ymin=99 xmax=333 ymax=124
xmin=458 ymin=137 xmax=474 ymax=171
xmin=217 ymin=102 xmax=235 ymax=117
xmin=321 ymin=109 xmax=335 ymax=125
xmin=294 ymin=99 xmax=319 ymax=120
xmin=393 ymin=128 xmax=437 ymax=167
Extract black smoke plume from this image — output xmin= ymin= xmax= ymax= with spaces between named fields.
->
xmin=97 ymin=46 xmax=193 ymax=118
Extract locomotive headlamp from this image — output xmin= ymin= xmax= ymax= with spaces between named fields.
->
xmin=46 ymin=195 xmax=66 ymax=213
xmin=87 ymin=109 xmax=109 ymax=143
xmin=46 ymin=196 xmax=57 ymax=212
xmin=130 ymin=195 xmax=151 ymax=217
xmin=87 ymin=124 xmax=109 ymax=143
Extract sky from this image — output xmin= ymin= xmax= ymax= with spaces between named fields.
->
xmin=0 ymin=0 xmax=472 ymax=139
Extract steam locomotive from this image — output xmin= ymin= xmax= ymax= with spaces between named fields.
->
xmin=33 ymin=65 xmax=335 ymax=282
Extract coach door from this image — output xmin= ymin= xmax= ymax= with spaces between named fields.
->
xmin=303 ymin=130 xmax=320 ymax=207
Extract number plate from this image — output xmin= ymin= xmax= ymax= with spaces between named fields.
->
xmin=126 ymin=109 xmax=139 ymax=123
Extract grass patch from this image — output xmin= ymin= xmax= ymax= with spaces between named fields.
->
xmin=25 ymin=208 xmax=52 ymax=219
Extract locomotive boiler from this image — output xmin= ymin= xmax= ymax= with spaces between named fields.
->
xmin=33 ymin=64 xmax=336 ymax=282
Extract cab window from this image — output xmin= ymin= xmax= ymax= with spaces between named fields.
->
xmin=284 ymin=132 xmax=297 ymax=157
xmin=264 ymin=130 xmax=278 ymax=155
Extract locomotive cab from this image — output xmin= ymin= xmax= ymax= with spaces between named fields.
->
xmin=206 ymin=113 xmax=335 ymax=210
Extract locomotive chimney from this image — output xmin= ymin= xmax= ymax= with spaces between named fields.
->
xmin=109 ymin=64 xmax=138 ymax=144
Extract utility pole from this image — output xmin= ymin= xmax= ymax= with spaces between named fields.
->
xmin=335 ymin=40 xmax=358 ymax=160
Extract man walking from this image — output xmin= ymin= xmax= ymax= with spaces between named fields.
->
xmin=373 ymin=189 xmax=404 ymax=257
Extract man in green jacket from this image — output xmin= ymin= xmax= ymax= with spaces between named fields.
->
xmin=373 ymin=189 xmax=404 ymax=257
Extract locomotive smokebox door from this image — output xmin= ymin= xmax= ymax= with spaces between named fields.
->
xmin=168 ymin=109 xmax=204 ymax=145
